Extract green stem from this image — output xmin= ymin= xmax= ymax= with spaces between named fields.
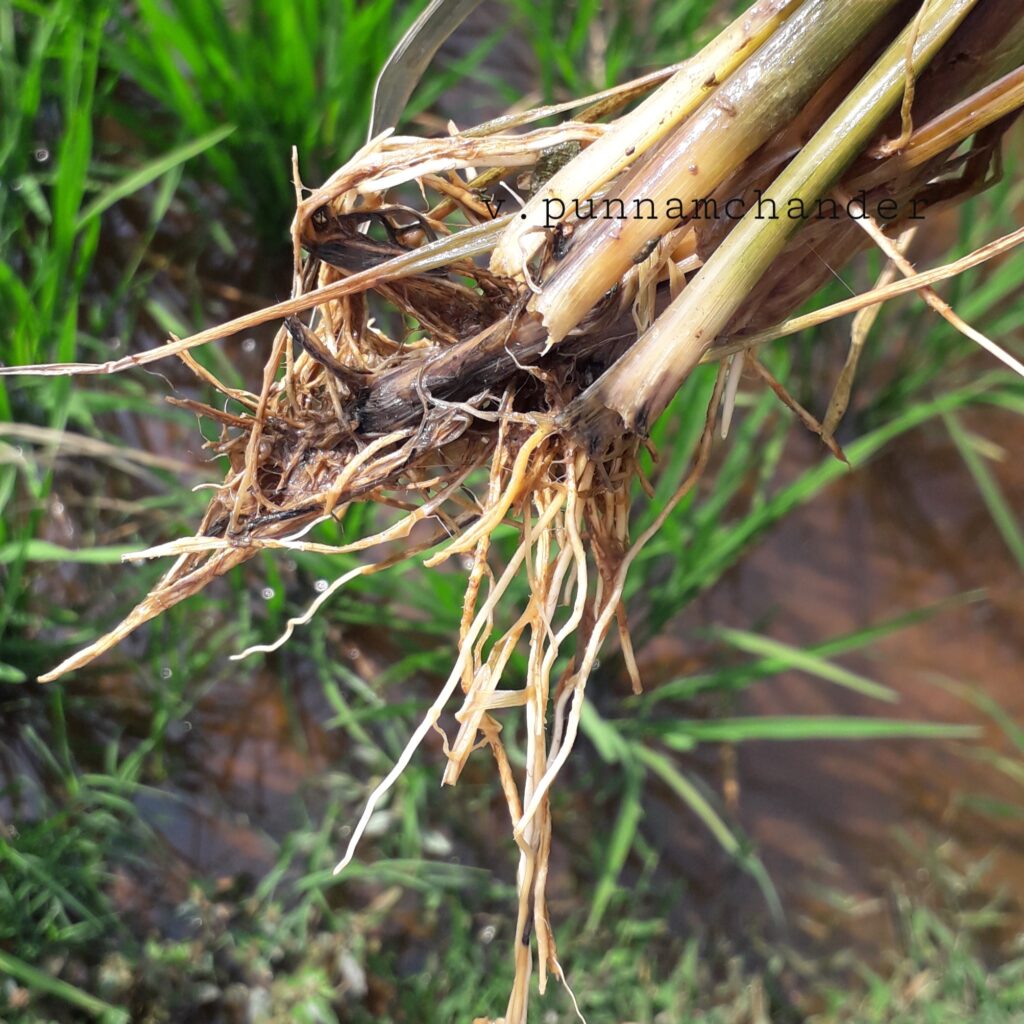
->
xmin=490 ymin=0 xmax=807 ymax=276
xmin=567 ymin=0 xmax=983 ymax=437
xmin=536 ymin=0 xmax=904 ymax=344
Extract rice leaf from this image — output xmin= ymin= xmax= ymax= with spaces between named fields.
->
xmin=368 ymin=0 xmax=482 ymax=137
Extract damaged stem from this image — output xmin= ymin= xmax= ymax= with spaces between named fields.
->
xmin=562 ymin=0 xmax=983 ymax=443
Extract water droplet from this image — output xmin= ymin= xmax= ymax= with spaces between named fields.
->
xmin=160 ymin=666 xmax=173 ymax=679
xmin=314 ymin=579 xmax=328 ymax=593
xmin=34 ymin=148 xmax=49 ymax=163
xmin=260 ymin=586 xmax=274 ymax=600
xmin=182 ymin=720 xmax=192 ymax=732
xmin=242 ymin=337 xmax=256 ymax=353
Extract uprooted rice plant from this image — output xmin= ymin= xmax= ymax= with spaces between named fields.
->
xmin=4 ymin=0 xmax=1024 ymax=1019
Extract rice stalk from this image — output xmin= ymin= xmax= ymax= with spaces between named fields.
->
xmin=562 ymin=0 xmax=984 ymax=441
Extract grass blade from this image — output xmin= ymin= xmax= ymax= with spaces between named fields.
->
xmin=713 ymin=626 xmax=898 ymax=702
xmin=585 ymin=766 xmax=644 ymax=933
xmin=635 ymin=745 xmax=782 ymax=921
xmin=944 ymin=411 xmax=1024 ymax=570
xmin=641 ymin=716 xmax=979 ymax=744
xmin=0 ymin=540 xmax=138 ymax=565
xmin=0 ymin=949 xmax=129 ymax=1023
xmin=74 ymin=124 xmax=236 ymax=231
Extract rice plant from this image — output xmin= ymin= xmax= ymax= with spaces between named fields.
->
xmin=3 ymin=0 xmax=1024 ymax=1020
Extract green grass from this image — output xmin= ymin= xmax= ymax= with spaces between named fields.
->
xmin=2 ymin=0 xmax=1024 ymax=1020
xmin=102 ymin=0 xmax=425 ymax=236
xmin=3 ymin=823 xmax=1021 ymax=1022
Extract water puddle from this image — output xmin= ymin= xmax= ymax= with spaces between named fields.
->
xmin=640 ymin=406 xmax=1024 ymax=949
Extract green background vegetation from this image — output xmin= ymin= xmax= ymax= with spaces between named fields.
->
xmin=2 ymin=0 xmax=1023 ymax=1020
